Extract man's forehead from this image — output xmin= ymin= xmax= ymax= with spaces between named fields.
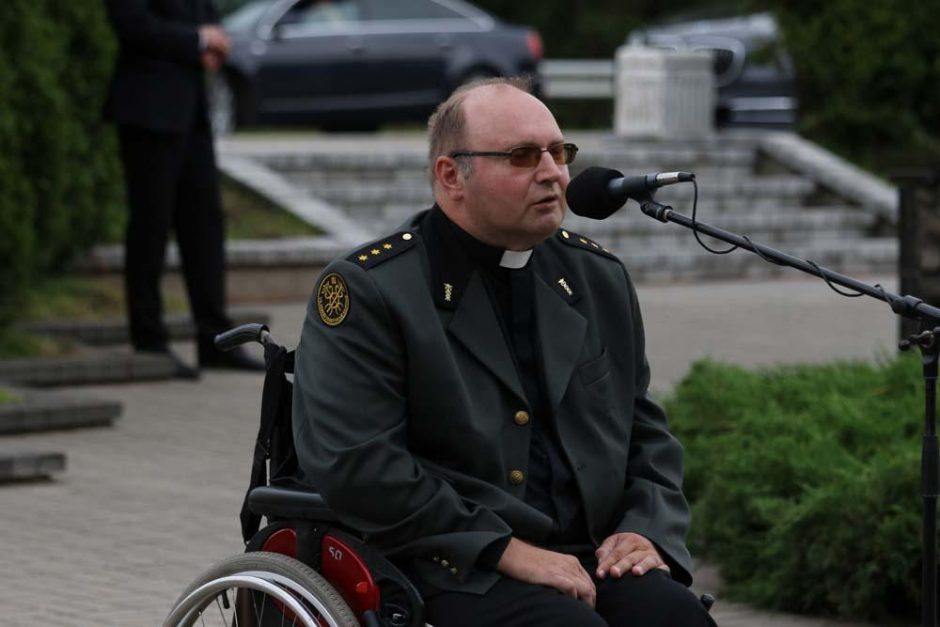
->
xmin=462 ymin=85 xmax=562 ymax=144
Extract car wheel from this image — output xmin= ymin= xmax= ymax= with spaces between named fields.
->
xmin=208 ymin=73 xmax=237 ymax=137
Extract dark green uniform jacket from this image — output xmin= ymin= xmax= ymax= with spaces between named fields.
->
xmin=292 ymin=208 xmax=692 ymax=595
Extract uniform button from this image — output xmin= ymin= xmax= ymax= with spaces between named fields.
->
xmin=441 ymin=559 xmax=450 ymax=567
xmin=450 ymin=567 xmax=459 ymax=575
xmin=509 ymin=470 xmax=525 ymax=485
xmin=432 ymin=556 xmax=440 ymax=562
xmin=514 ymin=410 xmax=530 ymax=426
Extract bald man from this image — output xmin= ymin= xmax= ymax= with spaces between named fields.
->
xmin=293 ymin=78 xmax=714 ymax=626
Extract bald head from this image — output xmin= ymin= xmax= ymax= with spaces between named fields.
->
xmin=427 ymin=77 xmax=533 ymax=187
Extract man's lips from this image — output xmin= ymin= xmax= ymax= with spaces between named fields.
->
xmin=531 ymin=194 xmax=560 ymax=207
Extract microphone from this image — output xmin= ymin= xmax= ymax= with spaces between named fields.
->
xmin=565 ymin=166 xmax=695 ymax=219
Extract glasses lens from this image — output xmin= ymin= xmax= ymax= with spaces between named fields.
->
xmin=505 ymin=144 xmax=578 ymax=167
xmin=508 ymin=146 xmax=543 ymax=167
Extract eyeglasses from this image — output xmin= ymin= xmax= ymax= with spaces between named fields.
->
xmin=449 ymin=142 xmax=578 ymax=167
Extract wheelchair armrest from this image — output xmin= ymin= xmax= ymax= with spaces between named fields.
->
xmin=248 ymin=485 xmax=339 ymax=522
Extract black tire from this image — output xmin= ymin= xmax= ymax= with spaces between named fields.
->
xmin=164 ymin=551 xmax=359 ymax=627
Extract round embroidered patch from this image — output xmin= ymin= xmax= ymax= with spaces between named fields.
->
xmin=316 ymin=272 xmax=350 ymax=327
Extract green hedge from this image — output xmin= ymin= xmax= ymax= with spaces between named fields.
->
xmin=665 ymin=357 xmax=931 ymax=622
xmin=0 ymin=1 xmax=123 ymax=322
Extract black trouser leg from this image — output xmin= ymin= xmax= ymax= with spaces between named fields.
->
xmin=173 ymin=114 xmax=231 ymax=355
xmin=118 ymin=125 xmax=187 ymax=351
xmin=424 ymin=561 xmax=714 ymax=626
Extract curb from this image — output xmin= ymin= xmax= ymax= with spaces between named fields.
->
xmin=0 ymin=386 xmax=122 ymax=434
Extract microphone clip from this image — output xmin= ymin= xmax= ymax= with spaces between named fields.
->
xmin=636 ymin=192 xmax=673 ymax=223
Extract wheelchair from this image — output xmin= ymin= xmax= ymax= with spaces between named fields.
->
xmin=163 ymin=324 xmax=425 ymax=627
xmin=163 ymin=324 xmax=715 ymax=627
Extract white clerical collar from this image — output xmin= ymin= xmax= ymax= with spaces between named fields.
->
xmin=499 ymin=249 xmax=533 ymax=269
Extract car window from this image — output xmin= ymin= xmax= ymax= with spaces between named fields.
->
xmin=279 ymin=0 xmax=361 ymax=26
xmin=366 ymin=0 xmax=465 ymax=20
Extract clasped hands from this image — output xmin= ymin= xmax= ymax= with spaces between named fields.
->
xmin=496 ymin=533 xmax=670 ymax=608
xmin=198 ymin=24 xmax=231 ymax=72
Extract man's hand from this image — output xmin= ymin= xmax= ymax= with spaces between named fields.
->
xmin=199 ymin=24 xmax=231 ymax=58
xmin=595 ymin=532 xmax=670 ymax=579
xmin=497 ymin=538 xmax=596 ymax=607
xmin=201 ymin=51 xmax=222 ymax=72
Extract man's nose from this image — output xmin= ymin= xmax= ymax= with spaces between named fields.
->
xmin=534 ymin=150 xmax=565 ymax=183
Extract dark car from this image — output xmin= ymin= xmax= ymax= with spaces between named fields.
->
xmin=627 ymin=12 xmax=797 ymax=128
xmin=210 ymin=0 xmax=543 ymax=133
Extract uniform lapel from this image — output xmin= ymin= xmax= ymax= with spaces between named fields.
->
xmin=533 ymin=255 xmax=587 ymax=411
xmin=448 ymin=272 xmax=527 ymax=403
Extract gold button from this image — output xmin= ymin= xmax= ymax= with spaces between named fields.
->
xmin=441 ymin=559 xmax=450 ymax=567
xmin=514 ymin=410 xmax=530 ymax=426
xmin=432 ymin=556 xmax=440 ymax=562
xmin=450 ymin=567 xmax=459 ymax=575
xmin=561 ymin=230 xmax=570 ymax=239
xmin=402 ymin=233 xmax=413 ymax=241
xmin=509 ymin=470 xmax=525 ymax=485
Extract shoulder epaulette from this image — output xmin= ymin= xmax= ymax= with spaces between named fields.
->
xmin=346 ymin=230 xmax=419 ymax=269
xmin=556 ymin=229 xmax=617 ymax=260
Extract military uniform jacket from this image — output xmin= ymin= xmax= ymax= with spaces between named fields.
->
xmin=292 ymin=208 xmax=692 ymax=595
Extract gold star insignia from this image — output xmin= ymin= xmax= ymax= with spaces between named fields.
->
xmin=370 ymin=249 xmax=380 ymax=256
xmin=358 ymin=255 xmax=368 ymax=262
xmin=383 ymin=243 xmax=392 ymax=250
xmin=590 ymin=241 xmax=599 ymax=248
xmin=579 ymin=238 xmax=588 ymax=244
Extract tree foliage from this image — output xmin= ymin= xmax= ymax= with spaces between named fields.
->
xmin=754 ymin=0 xmax=940 ymax=170
xmin=0 ymin=0 xmax=123 ymax=322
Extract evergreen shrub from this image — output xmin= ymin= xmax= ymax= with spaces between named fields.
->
xmin=0 ymin=0 xmax=123 ymax=322
xmin=666 ymin=356 xmax=931 ymax=622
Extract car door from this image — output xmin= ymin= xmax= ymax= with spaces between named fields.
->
xmin=347 ymin=0 xmax=478 ymax=113
xmin=252 ymin=0 xmax=365 ymax=119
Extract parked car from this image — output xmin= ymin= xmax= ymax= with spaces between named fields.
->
xmin=627 ymin=12 xmax=797 ymax=128
xmin=211 ymin=0 xmax=543 ymax=134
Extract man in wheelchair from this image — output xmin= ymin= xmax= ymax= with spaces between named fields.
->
xmin=292 ymin=78 xmax=715 ymax=627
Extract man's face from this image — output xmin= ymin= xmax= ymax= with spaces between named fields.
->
xmin=455 ymin=86 xmax=570 ymax=250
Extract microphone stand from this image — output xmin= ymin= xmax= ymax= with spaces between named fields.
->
xmin=637 ymin=195 xmax=940 ymax=627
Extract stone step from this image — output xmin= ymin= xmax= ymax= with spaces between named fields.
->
xmin=18 ymin=308 xmax=271 ymax=347
xmin=301 ymin=174 xmax=814 ymax=206
xmin=0 ymin=348 xmax=178 ymax=387
xmin=566 ymin=207 xmax=876 ymax=239
xmin=0 ymin=386 xmax=121 ymax=434
xmin=0 ymin=450 xmax=66 ymax=483
xmin=618 ymin=237 xmax=897 ymax=283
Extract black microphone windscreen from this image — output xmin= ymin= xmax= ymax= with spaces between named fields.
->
xmin=565 ymin=166 xmax=624 ymax=220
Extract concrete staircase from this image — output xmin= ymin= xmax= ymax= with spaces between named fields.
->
xmin=216 ymin=130 xmax=898 ymax=283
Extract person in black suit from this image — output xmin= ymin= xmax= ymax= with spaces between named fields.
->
xmin=103 ymin=0 xmax=262 ymax=378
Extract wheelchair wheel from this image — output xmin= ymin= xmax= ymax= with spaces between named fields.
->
xmin=164 ymin=551 xmax=358 ymax=627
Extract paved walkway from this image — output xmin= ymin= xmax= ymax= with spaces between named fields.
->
xmin=0 ymin=273 xmax=903 ymax=625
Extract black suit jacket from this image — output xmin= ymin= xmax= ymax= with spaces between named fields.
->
xmin=103 ymin=0 xmax=218 ymax=133
xmin=292 ymin=209 xmax=693 ymax=595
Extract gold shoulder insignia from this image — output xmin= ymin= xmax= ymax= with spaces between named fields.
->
xmin=346 ymin=231 xmax=418 ymax=269
xmin=557 ymin=229 xmax=616 ymax=259
xmin=316 ymin=272 xmax=350 ymax=327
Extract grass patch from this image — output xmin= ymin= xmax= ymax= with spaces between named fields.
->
xmin=222 ymin=176 xmax=319 ymax=240
xmin=665 ymin=356 xmax=930 ymax=623
xmin=0 ymin=387 xmax=23 ymax=404
xmin=17 ymin=276 xmax=186 ymax=322
xmin=0 ymin=327 xmax=75 ymax=359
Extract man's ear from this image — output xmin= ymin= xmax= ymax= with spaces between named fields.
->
xmin=434 ymin=156 xmax=465 ymax=201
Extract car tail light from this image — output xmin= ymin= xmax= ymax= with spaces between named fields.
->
xmin=526 ymin=31 xmax=543 ymax=60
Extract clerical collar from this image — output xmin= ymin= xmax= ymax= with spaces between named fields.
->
xmin=499 ymin=249 xmax=533 ymax=269
xmin=434 ymin=207 xmax=533 ymax=271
